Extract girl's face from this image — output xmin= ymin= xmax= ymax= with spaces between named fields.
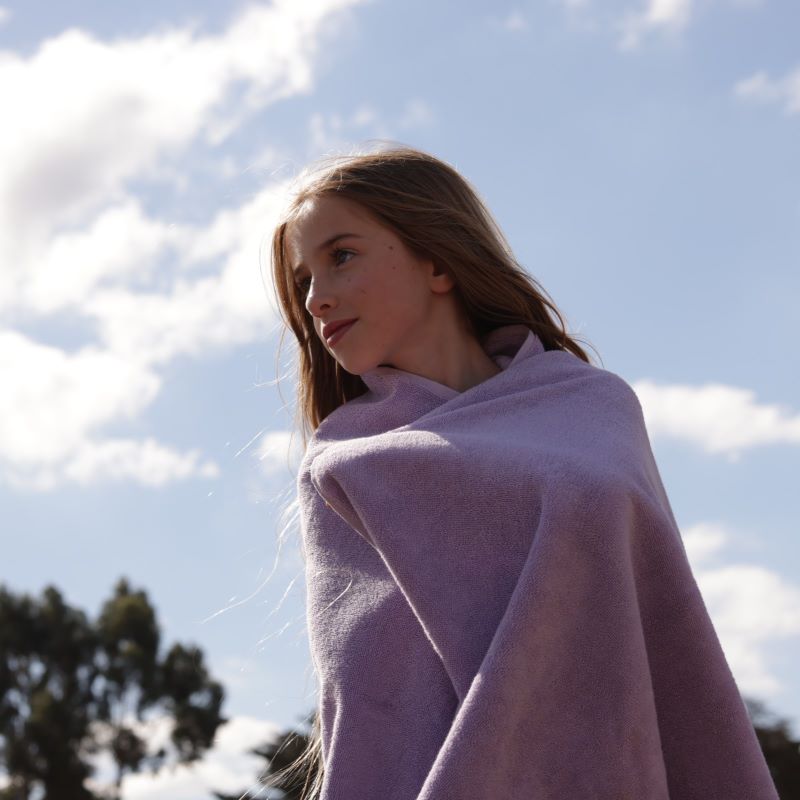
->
xmin=285 ymin=194 xmax=454 ymax=375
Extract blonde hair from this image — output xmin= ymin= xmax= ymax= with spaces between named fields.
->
xmin=268 ymin=142 xmax=598 ymax=797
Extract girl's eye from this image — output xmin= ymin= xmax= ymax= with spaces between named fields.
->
xmin=332 ymin=247 xmax=353 ymax=266
xmin=295 ymin=249 xmax=353 ymax=294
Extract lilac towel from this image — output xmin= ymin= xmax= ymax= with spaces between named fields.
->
xmin=297 ymin=323 xmax=777 ymax=800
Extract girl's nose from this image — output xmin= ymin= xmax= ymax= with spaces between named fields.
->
xmin=306 ymin=283 xmax=337 ymax=316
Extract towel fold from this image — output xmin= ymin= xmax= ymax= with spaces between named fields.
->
xmin=297 ymin=323 xmax=777 ymax=800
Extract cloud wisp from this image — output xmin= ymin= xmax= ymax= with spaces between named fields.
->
xmin=734 ymin=67 xmax=800 ymax=116
xmin=615 ymin=0 xmax=763 ymax=50
xmin=617 ymin=0 xmax=693 ymax=50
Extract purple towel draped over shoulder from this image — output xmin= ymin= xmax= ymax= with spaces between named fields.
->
xmin=296 ymin=323 xmax=777 ymax=800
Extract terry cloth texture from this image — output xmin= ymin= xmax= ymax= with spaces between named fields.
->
xmin=297 ymin=323 xmax=777 ymax=800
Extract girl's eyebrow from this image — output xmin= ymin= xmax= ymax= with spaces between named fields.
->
xmin=292 ymin=233 xmax=364 ymax=275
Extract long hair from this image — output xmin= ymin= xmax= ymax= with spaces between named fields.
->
xmin=267 ymin=142 xmax=598 ymax=798
xmin=271 ymin=143 xmax=598 ymax=448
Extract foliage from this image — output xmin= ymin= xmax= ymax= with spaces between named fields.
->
xmin=745 ymin=698 xmax=800 ymax=799
xmin=212 ymin=711 xmax=318 ymax=800
xmin=0 ymin=578 xmax=226 ymax=800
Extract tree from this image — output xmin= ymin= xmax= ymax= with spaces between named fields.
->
xmin=0 ymin=578 xmax=226 ymax=800
xmin=745 ymin=697 xmax=800 ymax=799
xmin=212 ymin=710 xmax=319 ymax=800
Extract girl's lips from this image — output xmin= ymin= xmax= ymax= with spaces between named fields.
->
xmin=326 ymin=319 xmax=357 ymax=346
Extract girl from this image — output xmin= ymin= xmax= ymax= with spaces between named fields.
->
xmin=269 ymin=144 xmax=777 ymax=799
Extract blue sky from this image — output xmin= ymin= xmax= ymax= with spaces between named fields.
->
xmin=1 ymin=0 xmax=798 ymax=796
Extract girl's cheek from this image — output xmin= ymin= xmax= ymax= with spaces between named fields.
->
xmin=349 ymin=273 xmax=369 ymax=296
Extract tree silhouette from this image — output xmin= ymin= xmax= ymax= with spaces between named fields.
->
xmin=212 ymin=710 xmax=319 ymax=800
xmin=0 ymin=578 xmax=226 ymax=800
xmin=745 ymin=697 xmax=800 ymax=799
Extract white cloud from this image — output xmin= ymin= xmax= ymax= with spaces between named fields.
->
xmin=4 ymin=438 xmax=221 ymax=493
xmin=14 ymin=174 xmax=294 ymax=357
xmin=734 ymin=67 xmax=800 ymax=115
xmin=0 ymin=0 xmax=368 ymax=490
xmin=681 ymin=520 xmax=729 ymax=565
xmin=21 ymin=200 xmax=185 ymax=314
xmin=86 ymin=714 xmax=283 ymax=800
xmin=682 ymin=521 xmax=800 ymax=698
xmin=0 ymin=7 xmax=10 ymax=27
xmin=0 ymin=331 xmax=159 ymax=464
xmin=62 ymin=437 xmax=220 ymax=488
xmin=78 ymin=182 xmax=291 ymax=367
xmin=615 ymin=0 xmax=763 ymax=50
xmin=0 ymin=330 xmax=220 ymax=491
xmin=617 ymin=0 xmax=694 ymax=50
xmin=631 ymin=379 xmax=800 ymax=460
xmin=0 ymin=0 xmax=363 ymax=286
xmin=0 ymin=171 xmax=296 ymax=489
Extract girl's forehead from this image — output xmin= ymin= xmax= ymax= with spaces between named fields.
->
xmin=292 ymin=194 xmax=368 ymax=225
xmin=286 ymin=196 xmax=381 ymax=245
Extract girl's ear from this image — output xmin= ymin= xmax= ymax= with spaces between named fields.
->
xmin=428 ymin=259 xmax=456 ymax=294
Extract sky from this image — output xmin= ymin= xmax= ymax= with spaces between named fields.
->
xmin=0 ymin=0 xmax=798 ymax=796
